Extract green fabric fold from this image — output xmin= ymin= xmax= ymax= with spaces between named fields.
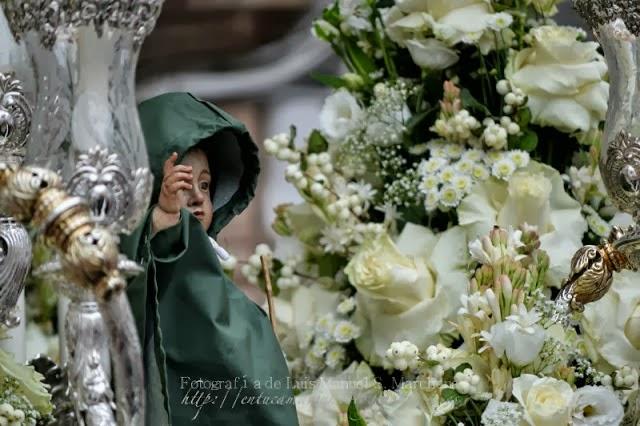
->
xmin=121 ymin=93 xmax=298 ymax=425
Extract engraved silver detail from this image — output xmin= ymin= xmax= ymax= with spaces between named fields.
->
xmin=0 ymin=72 xmax=31 ymax=164
xmin=66 ymin=147 xmax=152 ymax=233
xmin=573 ymin=0 xmax=640 ymax=36
xmin=2 ymin=0 xmax=164 ymax=49
xmin=0 ymin=217 xmax=30 ymax=328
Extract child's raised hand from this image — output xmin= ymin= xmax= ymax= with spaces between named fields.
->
xmin=158 ymin=152 xmax=193 ymax=214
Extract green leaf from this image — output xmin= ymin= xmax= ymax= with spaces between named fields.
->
xmin=311 ymin=73 xmax=349 ymax=89
xmin=318 ymin=254 xmax=346 ymax=278
xmin=460 ymin=88 xmax=492 ymax=116
xmin=322 ymin=2 xmax=341 ymax=26
xmin=344 ymin=38 xmax=377 ymax=80
xmin=510 ymin=129 xmax=538 ymax=152
xmin=308 ymin=130 xmax=329 ymax=154
xmin=454 ymin=363 xmax=473 ymax=373
xmin=443 ymin=368 xmax=455 ymax=383
xmin=423 ymin=359 xmax=440 ymax=367
xmin=516 ymin=108 xmax=532 ymax=128
xmin=405 ymin=106 xmax=436 ymax=133
xmin=289 ymin=125 xmax=297 ymax=148
xmin=347 ymin=398 xmax=368 ymax=426
xmin=441 ymin=388 xmax=467 ymax=408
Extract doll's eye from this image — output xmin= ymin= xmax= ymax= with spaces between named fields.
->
xmin=200 ymin=181 xmax=210 ymax=192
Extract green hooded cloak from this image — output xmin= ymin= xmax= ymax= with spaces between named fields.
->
xmin=120 ymin=93 xmax=298 ymax=426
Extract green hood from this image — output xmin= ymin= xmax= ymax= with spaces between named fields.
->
xmin=138 ymin=92 xmax=260 ymax=236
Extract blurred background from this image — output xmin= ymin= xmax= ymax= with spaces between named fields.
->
xmin=134 ymin=0 xmax=586 ymax=301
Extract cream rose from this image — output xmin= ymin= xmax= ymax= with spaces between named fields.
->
xmin=346 ymin=224 xmax=469 ymax=366
xmin=388 ymin=0 xmax=506 ymax=54
xmin=582 ymin=270 xmax=640 ymax=368
xmin=405 ymin=38 xmax=459 ymax=70
xmin=506 ymin=26 xmax=609 ymax=134
xmin=320 ymin=89 xmax=364 ymax=142
xmin=513 ymin=375 xmax=574 ymax=426
xmin=458 ymin=161 xmax=587 ymax=287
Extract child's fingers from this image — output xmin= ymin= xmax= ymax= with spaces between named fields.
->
xmin=163 ymin=152 xmax=179 ymax=175
xmin=164 ymin=172 xmax=193 ymax=186
xmin=167 ymin=181 xmax=192 ymax=194
xmin=172 ymin=165 xmax=193 ymax=174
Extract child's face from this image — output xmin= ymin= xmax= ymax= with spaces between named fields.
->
xmin=179 ymin=149 xmax=213 ymax=231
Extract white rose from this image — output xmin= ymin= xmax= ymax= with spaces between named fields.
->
xmin=572 ymin=386 xmax=624 ymax=426
xmin=513 ymin=374 xmax=574 ymax=426
xmin=405 ymin=38 xmax=459 ymax=70
xmin=320 ymin=89 xmax=364 ymax=141
xmin=482 ymin=307 xmax=546 ymax=367
xmin=389 ymin=0 xmax=503 ymax=54
xmin=506 ymin=26 xmax=609 ymax=134
xmin=582 ymin=270 xmax=640 ymax=368
xmin=295 ymin=362 xmax=383 ymax=426
xmin=346 ymin=224 xmax=469 ymax=366
xmin=458 ymin=161 xmax=587 ymax=287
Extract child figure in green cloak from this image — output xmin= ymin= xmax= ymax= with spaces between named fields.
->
xmin=120 ymin=93 xmax=299 ymax=425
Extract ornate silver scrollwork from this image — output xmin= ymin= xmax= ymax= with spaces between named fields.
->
xmin=0 ymin=72 xmax=32 ymax=329
xmin=65 ymin=300 xmax=117 ymax=426
xmin=2 ymin=0 xmax=164 ymax=49
xmin=29 ymin=355 xmax=76 ymax=425
xmin=601 ymin=131 xmax=640 ymax=219
xmin=0 ymin=72 xmax=31 ymax=164
xmin=66 ymin=147 xmax=152 ymax=233
xmin=573 ymin=0 xmax=640 ymax=36
xmin=0 ymin=217 xmax=31 ymax=328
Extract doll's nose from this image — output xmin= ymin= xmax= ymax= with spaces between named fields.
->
xmin=187 ymin=187 xmax=205 ymax=205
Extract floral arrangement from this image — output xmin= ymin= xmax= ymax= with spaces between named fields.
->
xmin=236 ymin=0 xmax=640 ymax=424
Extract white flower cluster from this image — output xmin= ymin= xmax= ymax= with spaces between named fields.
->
xmin=384 ymin=341 xmax=419 ymax=371
xmin=264 ymin=133 xmax=301 ymax=164
xmin=583 ymin=205 xmax=611 ymax=238
xmin=432 ymin=109 xmax=481 ymax=143
xmin=481 ymin=400 xmax=524 ymax=426
xmin=496 ymin=79 xmax=527 ymax=115
xmin=0 ymin=403 xmax=26 ymax=426
xmin=240 ymin=244 xmax=272 ymax=285
xmin=614 ymin=366 xmax=639 ymax=389
xmin=452 ymin=368 xmax=483 ymax=397
xmin=303 ymin=310 xmax=361 ymax=373
xmin=363 ymin=82 xmax=413 ymax=147
xmin=418 ymin=141 xmax=530 ymax=212
xmin=482 ymin=117 xmax=520 ymax=150
xmin=277 ymin=256 xmax=302 ymax=290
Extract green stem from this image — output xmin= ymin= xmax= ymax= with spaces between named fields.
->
xmin=375 ymin=16 xmax=397 ymax=79
xmin=478 ymin=50 xmax=490 ymax=106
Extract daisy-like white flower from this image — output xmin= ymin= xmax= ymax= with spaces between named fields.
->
xmin=349 ymin=181 xmax=377 ymax=204
xmin=492 ymin=157 xmax=517 ymax=180
xmin=419 ymin=157 xmax=448 ymax=175
xmin=462 ymin=149 xmax=485 ymax=162
xmin=420 ymin=175 xmax=441 ymax=193
xmin=337 ymin=297 xmax=357 ymax=315
xmin=488 ymin=12 xmax=514 ymax=30
xmin=333 ymin=320 xmax=362 ymax=343
xmin=440 ymin=185 xmax=463 ymax=207
xmin=472 ymin=164 xmax=490 ymax=181
xmin=452 ymin=174 xmax=473 ymax=193
xmin=315 ymin=313 xmax=337 ymax=338
xmin=311 ymin=337 xmax=330 ymax=357
xmin=454 ymin=158 xmax=474 ymax=174
xmin=446 ymin=143 xmax=464 ymax=159
xmin=325 ymin=345 xmax=347 ymax=369
xmin=320 ymin=225 xmax=351 ymax=253
xmin=439 ymin=166 xmax=457 ymax=183
xmin=424 ymin=190 xmax=440 ymax=212
xmin=509 ymin=150 xmax=530 ymax=168
xmin=484 ymin=150 xmax=504 ymax=165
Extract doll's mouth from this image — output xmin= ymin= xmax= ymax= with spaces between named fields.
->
xmin=193 ymin=210 xmax=204 ymax=219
